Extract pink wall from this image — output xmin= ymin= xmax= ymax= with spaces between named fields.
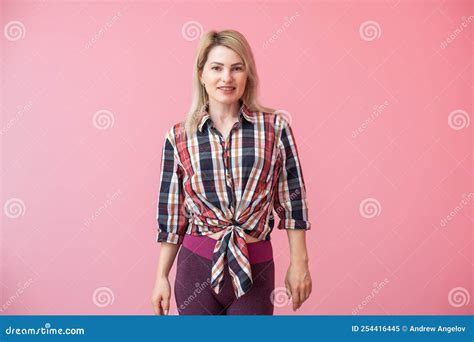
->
xmin=1 ymin=0 xmax=472 ymax=315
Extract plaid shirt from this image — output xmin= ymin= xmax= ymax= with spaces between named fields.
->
xmin=156 ymin=102 xmax=311 ymax=299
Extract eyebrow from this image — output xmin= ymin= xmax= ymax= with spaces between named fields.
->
xmin=209 ymin=62 xmax=244 ymax=66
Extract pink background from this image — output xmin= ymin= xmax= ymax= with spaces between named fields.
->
xmin=1 ymin=0 xmax=472 ymax=315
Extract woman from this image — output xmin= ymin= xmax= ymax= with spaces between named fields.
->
xmin=151 ymin=29 xmax=312 ymax=315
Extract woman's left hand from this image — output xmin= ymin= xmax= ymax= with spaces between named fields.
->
xmin=285 ymin=260 xmax=312 ymax=311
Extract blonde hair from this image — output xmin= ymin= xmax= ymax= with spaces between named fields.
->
xmin=183 ymin=29 xmax=275 ymax=135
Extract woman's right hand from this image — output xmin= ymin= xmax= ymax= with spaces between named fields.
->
xmin=151 ymin=276 xmax=171 ymax=315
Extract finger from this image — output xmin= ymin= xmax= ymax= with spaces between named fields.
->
xmin=303 ymin=282 xmax=311 ymax=300
xmin=152 ymin=296 xmax=162 ymax=315
xmin=158 ymin=300 xmax=164 ymax=315
xmin=162 ymin=298 xmax=170 ymax=315
xmin=292 ymin=289 xmax=301 ymax=311
xmin=305 ymin=288 xmax=311 ymax=301
xmin=303 ymin=277 xmax=312 ymax=301
xmin=301 ymin=289 xmax=309 ymax=304
xmin=285 ymin=283 xmax=292 ymax=299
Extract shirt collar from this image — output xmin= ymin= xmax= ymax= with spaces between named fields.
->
xmin=198 ymin=101 xmax=256 ymax=132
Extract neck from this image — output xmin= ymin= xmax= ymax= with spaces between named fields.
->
xmin=208 ymin=100 xmax=241 ymax=124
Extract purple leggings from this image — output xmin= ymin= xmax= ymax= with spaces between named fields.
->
xmin=174 ymin=234 xmax=275 ymax=315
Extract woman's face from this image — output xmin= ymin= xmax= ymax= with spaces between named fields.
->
xmin=200 ymin=45 xmax=248 ymax=106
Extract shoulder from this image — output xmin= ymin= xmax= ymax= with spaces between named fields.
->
xmin=164 ymin=121 xmax=186 ymax=145
xmin=256 ymin=109 xmax=292 ymax=144
xmin=272 ymin=109 xmax=292 ymax=129
xmin=255 ymin=108 xmax=291 ymax=129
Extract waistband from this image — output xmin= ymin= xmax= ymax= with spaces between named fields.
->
xmin=182 ymin=233 xmax=273 ymax=264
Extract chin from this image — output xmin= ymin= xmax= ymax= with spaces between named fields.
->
xmin=213 ymin=97 xmax=238 ymax=104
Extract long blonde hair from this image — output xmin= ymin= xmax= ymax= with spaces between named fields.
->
xmin=183 ymin=29 xmax=275 ymax=135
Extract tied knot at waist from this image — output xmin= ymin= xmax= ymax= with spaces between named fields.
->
xmin=210 ymin=219 xmax=253 ymax=299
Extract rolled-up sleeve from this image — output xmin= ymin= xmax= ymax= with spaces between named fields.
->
xmin=273 ymin=119 xmax=311 ymax=230
xmin=156 ymin=128 xmax=188 ymax=244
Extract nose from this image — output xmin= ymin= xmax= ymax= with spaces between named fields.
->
xmin=221 ymin=69 xmax=233 ymax=82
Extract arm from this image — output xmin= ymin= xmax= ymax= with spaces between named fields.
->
xmin=151 ymin=129 xmax=188 ymax=315
xmin=286 ymin=230 xmax=311 ymax=311
xmin=152 ymin=242 xmax=180 ymax=315
xmin=273 ymin=117 xmax=312 ymax=311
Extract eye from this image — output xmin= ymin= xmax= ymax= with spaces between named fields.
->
xmin=234 ymin=66 xmax=243 ymax=71
xmin=211 ymin=66 xmax=220 ymax=70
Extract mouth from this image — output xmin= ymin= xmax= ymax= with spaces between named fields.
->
xmin=218 ymin=86 xmax=236 ymax=94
